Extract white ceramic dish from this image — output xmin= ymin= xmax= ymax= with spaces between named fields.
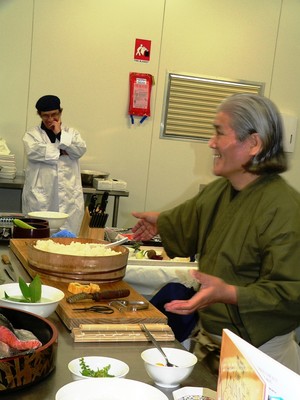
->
xmin=68 ymin=356 xmax=129 ymax=381
xmin=141 ymin=347 xmax=197 ymax=388
xmin=0 ymin=283 xmax=64 ymax=318
xmin=56 ymin=378 xmax=168 ymax=400
xmin=27 ymin=211 xmax=69 ymax=230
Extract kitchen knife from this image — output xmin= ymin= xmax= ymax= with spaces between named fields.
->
xmin=89 ymin=191 xmax=109 ymax=228
xmin=66 ymin=288 xmax=130 ymax=304
xmin=88 ymin=194 xmax=98 ymax=216
xmin=99 ymin=191 xmax=109 ymax=213
xmin=1 ymin=254 xmax=17 ymax=281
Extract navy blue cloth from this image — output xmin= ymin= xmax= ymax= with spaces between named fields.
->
xmin=36 ymin=95 xmax=60 ymax=112
xmin=150 ymin=282 xmax=198 ymax=342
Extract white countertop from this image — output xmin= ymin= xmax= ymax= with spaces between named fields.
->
xmin=124 ymin=248 xmax=198 ymax=297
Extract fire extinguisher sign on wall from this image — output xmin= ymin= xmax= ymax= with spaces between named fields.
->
xmin=134 ymin=38 xmax=151 ymax=63
xmin=129 ymin=72 xmax=153 ymax=124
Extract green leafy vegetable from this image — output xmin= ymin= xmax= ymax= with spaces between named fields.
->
xmin=131 ymin=241 xmax=143 ymax=251
xmin=4 ymin=275 xmax=42 ymax=303
xmin=79 ymin=357 xmax=114 ymax=378
xmin=13 ymin=218 xmax=36 ymax=229
xmin=27 ymin=275 xmax=42 ymax=302
xmin=19 ymin=277 xmax=31 ymax=299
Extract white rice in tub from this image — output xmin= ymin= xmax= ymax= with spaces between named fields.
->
xmin=34 ymin=240 xmax=121 ymax=256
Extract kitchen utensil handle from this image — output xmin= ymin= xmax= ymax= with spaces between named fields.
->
xmin=99 ymin=191 xmax=109 ymax=212
xmin=1 ymin=254 xmax=10 ymax=264
xmin=141 ymin=324 xmax=163 ymax=350
xmin=92 ymin=289 xmax=130 ymax=301
xmin=66 ymin=289 xmax=130 ymax=303
xmin=101 ymin=213 xmax=109 ymax=228
xmin=88 ymin=194 xmax=98 ymax=215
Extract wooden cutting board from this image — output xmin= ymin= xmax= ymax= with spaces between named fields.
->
xmin=9 ymin=239 xmax=168 ymax=330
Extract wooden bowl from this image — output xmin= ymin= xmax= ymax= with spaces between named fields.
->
xmin=12 ymin=222 xmax=50 ymax=239
xmin=27 ymin=238 xmax=129 ymax=283
xmin=17 ymin=218 xmax=49 ymax=227
xmin=0 ymin=306 xmax=57 ymax=392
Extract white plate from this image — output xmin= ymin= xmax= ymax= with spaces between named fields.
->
xmin=55 ymin=378 xmax=168 ymax=400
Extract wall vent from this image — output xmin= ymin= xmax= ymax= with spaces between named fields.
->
xmin=160 ymin=73 xmax=264 ymax=142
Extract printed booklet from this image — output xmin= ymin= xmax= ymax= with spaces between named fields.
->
xmin=217 ymin=329 xmax=300 ymax=400
xmin=174 ymin=329 xmax=300 ymax=400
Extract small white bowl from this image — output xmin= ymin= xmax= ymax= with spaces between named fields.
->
xmin=141 ymin=347 xmax=197 ymax=388
xmin=0 ymin=283 xmax=64 ymax=318
xmin=68 ymin=356 xmax=129 ymax=381
xmin=27 ymin=211 xmax=69 ymax=230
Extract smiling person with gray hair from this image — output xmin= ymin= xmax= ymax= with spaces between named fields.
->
xmin=132 ymin=93 xmax=300 ymax=374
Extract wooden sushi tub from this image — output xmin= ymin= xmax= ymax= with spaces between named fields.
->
xmin=26 ymin=238 xmax=129 ymax=283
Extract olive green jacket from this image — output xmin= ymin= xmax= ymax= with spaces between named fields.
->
xmin=157 ymin=175 xmax=300 ymax=347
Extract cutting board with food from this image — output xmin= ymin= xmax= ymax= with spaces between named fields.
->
xmin=55 ymin=280 xmax=167 ymax=330
xmin=9 ymin=239 xmax=168 ymax=331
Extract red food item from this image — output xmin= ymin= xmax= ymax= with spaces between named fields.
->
xmin=152 ymin=255 xmax=163 ymax=260
xmin=0 ymin=326 xmax=41 ymax=350
xmin=122 ymin=233 xmax=134 ymax=241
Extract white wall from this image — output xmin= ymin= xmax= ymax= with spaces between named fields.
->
xmin=1 ymin=0 xmax=300 ymax=227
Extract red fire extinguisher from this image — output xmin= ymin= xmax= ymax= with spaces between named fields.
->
xmin=128 ymin=72 xmax=153 ymax=124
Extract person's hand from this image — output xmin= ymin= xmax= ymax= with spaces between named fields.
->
xmin=164 ymin=270 xmax=237 ymax=315
xmin=51 ymin=119 xmax=61 ymax=134
xmin=131 ymin=211 xmax=160 ymax=241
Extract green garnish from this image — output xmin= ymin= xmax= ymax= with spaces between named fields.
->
xmin=131 ymin=241 xmax=143 ymax=251
xmin=4 ymin=275 xmax=42 ymax=303
xmin=79 ymin=357 xmax=115 ymax=378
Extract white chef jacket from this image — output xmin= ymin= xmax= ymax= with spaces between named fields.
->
xmin=22 ymin=124 xmax=87 ymax=234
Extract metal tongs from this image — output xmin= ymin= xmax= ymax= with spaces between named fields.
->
xmin=109 ymin=300 xmax=149 ymax=312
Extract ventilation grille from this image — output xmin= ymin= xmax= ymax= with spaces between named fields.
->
xmin=161 ymin=73 xmax=264 ymax=142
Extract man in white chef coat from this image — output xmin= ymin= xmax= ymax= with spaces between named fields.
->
xmin=22 ymin=95 xmax=87 ymax=234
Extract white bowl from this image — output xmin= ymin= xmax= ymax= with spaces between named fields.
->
xmin=56 ymin=378 xmax=168 ymax=400
xmin=141 ymin=347 xmax=197 ymax=388
xmin=0 ymin=283 xmax=65 ymax=318
xmin=27 ymin=211 xmax=69 ymax=230
xmin=68 ymin=356 xmax=129 ymax=381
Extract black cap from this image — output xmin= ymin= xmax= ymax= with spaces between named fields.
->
xmin=36 ymin=95 xmax=61 ymax=112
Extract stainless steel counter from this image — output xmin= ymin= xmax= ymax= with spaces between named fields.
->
xmin=1 ymin=243 xmax=217 ymax=399
xmin=0 ymin=177 xmax=129 ymax=226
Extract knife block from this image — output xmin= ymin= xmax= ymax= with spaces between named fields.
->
xmin=78 ymin=207 xmax=104 ymax=240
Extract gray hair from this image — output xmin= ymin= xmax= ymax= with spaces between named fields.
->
xmin=217 ymin=93 xmax=287 ymax=174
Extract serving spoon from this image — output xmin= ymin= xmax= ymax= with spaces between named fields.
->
xmin=89 ymin=237 xmax=128 ymax=249
xmin=104 ymin=237 xmax=128 ymax=248
xmin=140 ymin=324 xmax=178 ymax=367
